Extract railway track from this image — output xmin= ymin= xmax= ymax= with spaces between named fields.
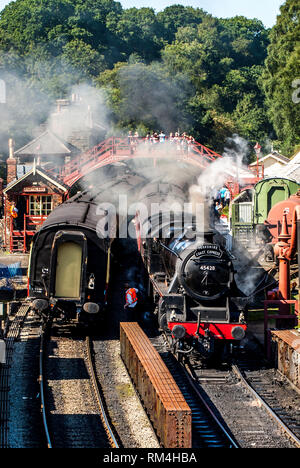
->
xmin=184 ymin=352 xmax=299 ymax=448
xmin=233 ymin=357 xmax=300 ymax=448
xmin=0 ymin=302 xmax=31 ymax=448
xmin=3 ymin=299 xmax=298 ymax=449
xmin=148 ymin=329 xmax=300 ymax=448
xmin=39 ymin=324 xmax=119 ymax=448
xmin=148 ymin=333 xmax=238 ymax=448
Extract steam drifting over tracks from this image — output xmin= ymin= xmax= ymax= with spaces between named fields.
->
xmin=40 ymin=325 xmax=119 ymax=448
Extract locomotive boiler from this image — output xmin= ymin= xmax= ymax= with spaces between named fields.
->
xmin=134 ymin=181 xmax=247 ymax=358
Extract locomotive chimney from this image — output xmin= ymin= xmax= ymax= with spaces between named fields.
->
xmin=189 ymin=187 xmax=214 ymax=241
xmin=203 ymin=197 xmax=214 ymax=242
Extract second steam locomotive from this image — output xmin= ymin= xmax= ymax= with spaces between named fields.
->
xmin=134 ymin=181 xmax=247 ymax=359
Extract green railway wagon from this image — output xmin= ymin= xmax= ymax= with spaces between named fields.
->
xmin=231 ymin=177 xmax=300 ymax=245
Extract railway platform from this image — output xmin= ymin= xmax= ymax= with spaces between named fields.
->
xmin=272 ymin=329 xmax=300 ymax=392
xmin=120 ymin=321 xmax=192 ymax=448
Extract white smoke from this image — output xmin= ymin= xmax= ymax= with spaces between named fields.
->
xmin=46 ymin=83 xmax=110 ymax=144
xmin=189 ymin=134 xmax=251 ymax=201
xmin=0 ymin=71 xmax=52 ymax=155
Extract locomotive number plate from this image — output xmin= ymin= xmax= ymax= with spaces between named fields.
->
xmin=199 ymin=265 xmax=216 ymax=271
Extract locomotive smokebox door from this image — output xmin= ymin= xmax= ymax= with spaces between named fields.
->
xmin=178 ymin=245 xmax=233 ymax=302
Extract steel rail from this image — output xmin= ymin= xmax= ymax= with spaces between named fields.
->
xmin=0 ymin=303 xmax=30 ymax=448
xmin=183 ymin=363 xmax=240 ymax=448
xmin=232 ymin=364 xmax=300 ymax=449
xmin=39 ymin=327 xmax=52 ymax=448
xmin=39 ymin=330 xmax=118 ymax=449
xmin=161 ymin=332 xmax=239 ymax=448
xmin=85 ymin=336 xmax=119 ymax=449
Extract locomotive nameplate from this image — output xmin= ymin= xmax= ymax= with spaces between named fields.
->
xmin=195 ymin=245 xmax=223 ymax=258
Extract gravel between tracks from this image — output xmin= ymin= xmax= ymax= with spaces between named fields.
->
xmin=93 ymin=338 xmax=160 ymax=448
xmin=45 ymin=333 xmax=111 ymax=448
xmin=199 ymin=374 xmax=295 ymax=448
xmin=91 ymin=259 xmax=160 ymax=449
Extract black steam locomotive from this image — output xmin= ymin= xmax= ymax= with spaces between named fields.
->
xmin=28 ymin=170 xmax=145 ymax=325
xmin=134 ymin=181 xmax=247 ymax=358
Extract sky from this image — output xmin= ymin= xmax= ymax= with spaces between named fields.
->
xmin=0 ymin=0 xmax=284 ymax=29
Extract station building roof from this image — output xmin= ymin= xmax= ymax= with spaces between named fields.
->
xmin=14 ymin=130 xmax=78 ymax=158
xmin=4 ymin=164 xmax=69 ymax=195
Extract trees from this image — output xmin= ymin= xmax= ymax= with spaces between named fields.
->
xmin=115 ymin=8 xmax=162 ymax=62
xmin=263 ymin=0 xmax=300 ymax=155
xmin=0 ymin=0 xmax=296 ymax=157
xmin=97 ymin=61 xmax=194 ymax=135
xmin=160 ymin=15 xmax=270 ymax=152
xmin=0 ymin=0 xmax=123 ymax=80
xmin=220 ymin=17 xmax=269 ymax=68
xmin=156 ymin=5 xmax=207 ymax=43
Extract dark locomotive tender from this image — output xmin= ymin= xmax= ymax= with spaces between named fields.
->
xmin=28 ymin=190 xmax=113 ymax=324
xmin=28 ymin=170 xmax=145 ymax=325
xmin=134 ymin=181 xmax=247 ymax=358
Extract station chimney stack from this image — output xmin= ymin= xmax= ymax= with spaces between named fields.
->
xmin=7 ymin=138 xmax=17 ymax=185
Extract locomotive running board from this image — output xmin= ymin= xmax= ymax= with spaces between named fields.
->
xmin=120 ymin=322 xmax=192 ymax=448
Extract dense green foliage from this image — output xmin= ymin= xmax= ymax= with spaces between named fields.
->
xmin=0 ymin=0 xmax=299 ymax=157
xmin=263 ymin=0 xmax=300 ymax=155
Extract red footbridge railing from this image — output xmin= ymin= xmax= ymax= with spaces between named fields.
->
xmin=46 ymin=137 xmax=223 ymax=188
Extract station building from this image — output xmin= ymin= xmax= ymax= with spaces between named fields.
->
xmin=3 ymin=161 xmax=68 ymax=252
xmin=1 ymin=95 xmax=106 ymax=252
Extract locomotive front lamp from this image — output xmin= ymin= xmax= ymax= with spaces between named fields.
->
xmin=172 ymin=325 xmax=186 ymax=340
xmin=231 ymin=326 xmax=246 ymax=341
xmin=83 ymin=303 xmax=100 ymax=314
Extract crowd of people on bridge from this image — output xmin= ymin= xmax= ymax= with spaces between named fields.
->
xmin=127 ymin=131 xmax=195 ymax=153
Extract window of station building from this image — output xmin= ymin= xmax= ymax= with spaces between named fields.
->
xmin=29 ymin=195 xmax=52 ymax=216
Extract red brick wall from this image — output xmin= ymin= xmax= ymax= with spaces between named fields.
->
xmin=6 ymin=158 xmax=17 ymax=185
